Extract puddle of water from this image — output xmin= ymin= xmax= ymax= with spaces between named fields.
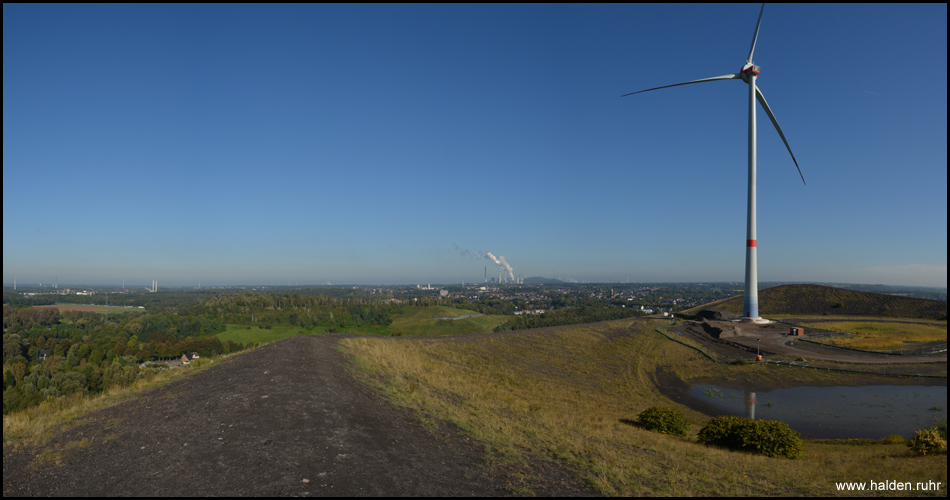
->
xmin=690 ymin=384 xmax=947 ymax=439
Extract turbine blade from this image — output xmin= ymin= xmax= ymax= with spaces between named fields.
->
xmin=747 ymin=3 xmax=765 ymax=64
xmin=756 ymin=86 xmax=805 ymax=185
xmin=621 ymin=74 xmax=740 ymax=97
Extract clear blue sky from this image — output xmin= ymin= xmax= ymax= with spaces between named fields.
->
xmin=3 ymin=4 xmax=947 ymax=287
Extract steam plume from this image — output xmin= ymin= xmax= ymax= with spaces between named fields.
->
xmin=485 ymin=252 xmax=514 ymax=281
xmin=458 ymin=245 xmax=514 ymax=281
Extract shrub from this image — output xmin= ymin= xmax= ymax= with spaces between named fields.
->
xmin=882 ymin=434 xmax=905 ymax=445
xmin=698 ymin=415 xmax=804 ymax=459
xmin=740 ymin=419 xmax=805 ymax=459
xmin=907 ymin=427 xmax=947 ymax=456
xmin=697 ymin=415 xmax=747 ymax=449
xmin=637 ymin=406 xmax=690 ymax=437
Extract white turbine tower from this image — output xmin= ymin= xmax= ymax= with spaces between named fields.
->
xmin=623 ymin=4 xmax=804 ymax=322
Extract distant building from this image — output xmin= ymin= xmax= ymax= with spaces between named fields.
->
xmin=514 ymin=309 xmax=545 ymax=316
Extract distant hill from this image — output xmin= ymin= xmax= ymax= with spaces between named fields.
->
xmin=686 ymin=284 xmax=947 ymax=320
xmin=523 ymin=277 xmax=565 ymax=285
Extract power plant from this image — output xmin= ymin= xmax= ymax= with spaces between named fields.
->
xmin=456 ymin=244 xmax=522 ymax=284
xmin=485 ymin=251 xmax=521 ymax=284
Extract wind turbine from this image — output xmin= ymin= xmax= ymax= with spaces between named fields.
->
xmin=623 ymin=4 xmax=804 ymax=322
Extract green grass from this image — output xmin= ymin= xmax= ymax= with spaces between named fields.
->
xmin=215 ymin=324 xmax=313 ymax=345
xmin=389 ymin=306 xmax=509 ymax=336
xmin=340 ymin=317 xmax=947 ymax=496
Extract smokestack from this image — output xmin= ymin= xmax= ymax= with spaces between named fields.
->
xmin=498 ymin=256 xmax=514 ymax=281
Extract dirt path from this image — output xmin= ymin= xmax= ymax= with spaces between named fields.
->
xmin=3 ymin=335 xmax=593 ymax=496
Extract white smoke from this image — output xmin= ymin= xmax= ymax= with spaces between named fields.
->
xmin=498 ymin=255 xmax=514 ymax=281
xmin=458 ymin=245 xmax=514 ymax=281
xmin=485 ymin=251 xmax=514 ymax=281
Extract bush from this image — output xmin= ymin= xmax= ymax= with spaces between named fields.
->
xmin=698 ymin=415 xmax=804 ymax=459
xmin=637 ymin=406 xmax=690 ymax=437
xmin=697 ymin=415 xmax=747 ymax=449
xmin=907 ymin=427 xmax=946 ymax=456
xmin=191 ymin=357 xmax=213 ymax=368
xmin=741 ymin=419 xmax=805 ymax=459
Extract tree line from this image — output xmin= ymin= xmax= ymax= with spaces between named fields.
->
xmin=2 ymin=291 xmax=400 ymax=414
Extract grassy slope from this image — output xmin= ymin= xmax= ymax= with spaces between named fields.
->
xmin=682 ymin=284 xmax=948 ymax=320
xmin=341 ymin=317 xmax=947 ymax=496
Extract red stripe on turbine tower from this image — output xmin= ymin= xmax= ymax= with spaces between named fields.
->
xmin=747 ymin=240 xmax=757 ymax=247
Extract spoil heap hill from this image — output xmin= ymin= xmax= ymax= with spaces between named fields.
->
xmin=688 ymin=284 xmax=947 ymax=320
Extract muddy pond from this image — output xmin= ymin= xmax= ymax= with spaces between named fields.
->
xmin=690 ymin=384 xmax=947 ymax=439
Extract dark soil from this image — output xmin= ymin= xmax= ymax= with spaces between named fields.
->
xmin=3 ymin=335 xmax=597 ymax=497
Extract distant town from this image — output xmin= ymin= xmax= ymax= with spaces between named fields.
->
xmin=5 ymin=280 xmax=946 ymax=312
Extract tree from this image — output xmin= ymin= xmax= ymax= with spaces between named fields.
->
xmin=9 ymin=363 xmax=27 ymax=386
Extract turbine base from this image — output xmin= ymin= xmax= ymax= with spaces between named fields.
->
xmin=734 ymin=317 xmax=772 ymax=325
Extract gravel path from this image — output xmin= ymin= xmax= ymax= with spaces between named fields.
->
xmin=3 ymin=335 xmax=593 ymax=496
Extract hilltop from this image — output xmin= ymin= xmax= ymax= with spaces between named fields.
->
xmin=683 ymin=284 xmax=947 ymax=320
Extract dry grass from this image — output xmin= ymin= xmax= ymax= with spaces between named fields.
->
xmin=807 ymin=321 xmax=947 ymax=350
xmin=340 ymin=318 xmax=947 ymax=496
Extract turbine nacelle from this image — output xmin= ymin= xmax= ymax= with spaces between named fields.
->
xmin=740 ymin=63 xmax=760 ymax=81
